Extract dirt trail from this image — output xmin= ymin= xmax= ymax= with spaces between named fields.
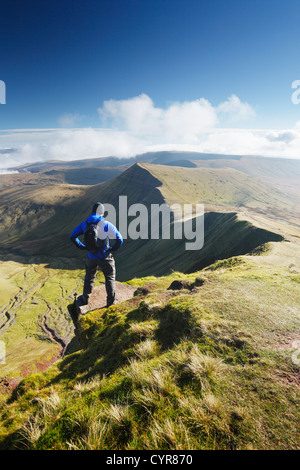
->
xmin=76 ymin=281 xmax=136 ymax=316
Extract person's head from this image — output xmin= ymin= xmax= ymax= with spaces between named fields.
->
xmin=92 ymin=202 xmax=105 ymax=216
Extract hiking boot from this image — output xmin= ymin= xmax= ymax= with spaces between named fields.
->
xmin=106 ymin=297 xmax=118 ymax=308
xmin=78 ymin=294 xmax=89 ymax=306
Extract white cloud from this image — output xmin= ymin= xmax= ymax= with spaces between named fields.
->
xmin=265 ymin=130 xmax=297 ymax=144
xmin=163 ymin=98 xmax=217 ymax=142
xmin=58 ymin=113 xmax=85 ymax=127
xmin=99 ymin=94 xmax=162 ymax=135
xmin=98 ymin=94 xmax=217 ymax=142
xmin=48 ymin=128 xmax=144 ymax=160
xmin=0 ymin=169 xmax=19 ymax=174
xmin=217 ymin=94 xmax=256 ymax=122
xmin=0 ymin=128 xmax=145 ymax=168
xmin=0 ymin=93 xmax=300 ymax=168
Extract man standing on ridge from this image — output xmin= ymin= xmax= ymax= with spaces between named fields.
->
xmin=70 ymin=202 xmax=123 ymax=308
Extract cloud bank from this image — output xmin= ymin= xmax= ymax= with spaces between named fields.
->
xmin=1 ymin=93 xmax=300 ymax=168
xmin=98 ymin=94 xmax=218 ymax=142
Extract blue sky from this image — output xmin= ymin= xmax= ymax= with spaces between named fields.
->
xmin=1 ymin=0 xmax=300 ymax=166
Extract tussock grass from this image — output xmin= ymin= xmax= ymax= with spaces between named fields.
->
xmin=134 ymin=339 xmax=160 ymax=360
xmin=21 ymin=414 xmax=44 ymax=446
xmin=177 ymin=396 xmax=211 ymax=434
xmin=132 ymin=385 xmax=163 ymax=414
xmin=185 ymin=346 xmax=225 ymax=390
xmin=202 ymin=393 xmax=222 ymax=414
xmin=142 ymin=367 xmax=176 ymax=397
xmin=101 ymin=402 xmax=130 ymax=425
xmin=67 ymin=420 xmax=108 ymax=450
xmin=73 ymin=376 xmax=104 ymax=394
xmin=146 ymin=416 xmax=194 ymax=450
xmin=124 ymin=359 xmax=149 ymax=386
xmin=67 ymin=407 xmax=108 ymax=450
xmin=20 ymin=391 xmax=66 ymax=448
xmin=129 ymin=320 xmax=158 ymax=338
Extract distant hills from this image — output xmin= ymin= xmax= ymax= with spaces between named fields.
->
xmin=11 ymin=150 xmax=300 ymax=197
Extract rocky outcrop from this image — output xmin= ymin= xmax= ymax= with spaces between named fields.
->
xmin=76 ymin=282 xmax=136 ymax=317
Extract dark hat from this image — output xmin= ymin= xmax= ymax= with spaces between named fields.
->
xmin=92 ymin=202 xmax=105 ymax=215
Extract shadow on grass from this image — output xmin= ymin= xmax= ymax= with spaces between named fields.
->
xmin=45 ymin=294 xmax=196 ymax=387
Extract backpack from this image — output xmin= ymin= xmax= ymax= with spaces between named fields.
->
xmin=83 ymin=219 xmax=108 ymax=253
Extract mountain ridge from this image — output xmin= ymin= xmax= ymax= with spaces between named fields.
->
xmin=0 ymin=161 xmax=291 ymax=278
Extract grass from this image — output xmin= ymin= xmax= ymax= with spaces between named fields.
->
xmin=185 ymin=345 xmax=225 ymax=391
xmin=0 ymin=252 xmax=299 ymax=450
xmin=0 ymin=260 xmax=90 ymax=385
xmin=144 ymin=162 xmax=299 ymax=217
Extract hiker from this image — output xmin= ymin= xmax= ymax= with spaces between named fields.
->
xmin=70 ymin=202 xmax=123 ymax=307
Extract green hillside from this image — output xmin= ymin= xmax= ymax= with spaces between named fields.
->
xmin=191 ymin=155 xmax=300 ymax=199
xmin=0 ymin=259 xmax=87 ymax=389
xmin=0 ymin=251 xmax=299 ymax=450
xmin=12 ymin=151 xmax=300 ymax=200
xmin=144 ymin=162 xmax=300 ymax=219
xmin=0 ymin=154 xmax=299 ymax=451
xmin=137 ymin=152 xmax=300 ymax=200
xmin=116 ymin=211 xmax=284 ymax=279
xmin=0 ymin=166 xmax=123 ymax=188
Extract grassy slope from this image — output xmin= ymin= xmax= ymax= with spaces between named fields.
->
xmin=0 ymin=260 xmax=90 ymax=388
xmin=0 ymin=183 xmax=87 ymax=247
xmin=0 ymin=163 xmax=164 ymax=258
xmin=0 ymin=247 xmax=299 ymax=450
xmin=144 ymin=162 xmax=300 ymax=222
xmin=0 ymin=158 xmax=299 ymax=449
xmin=191 ymin=155 xmax=300 ymax=199
xmin=116 ymin=211 xmax=285 ymax=279
xmin=136 ymin=152 xmax=300 ymax=200
xmin=115 ymin=162 xmax=294 ymax=279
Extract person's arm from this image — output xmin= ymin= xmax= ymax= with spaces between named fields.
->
xmin=70 ymin=222 xmax=87 ymax=250
xmin=106 ymin=222 xmax=123 ymax=253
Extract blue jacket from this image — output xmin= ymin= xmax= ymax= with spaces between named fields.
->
xmin=70 ymin=214 xmax=123 ymax=260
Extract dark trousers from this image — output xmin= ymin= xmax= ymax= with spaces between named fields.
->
xmin=83 ymin=255 xmax=116 ymax=304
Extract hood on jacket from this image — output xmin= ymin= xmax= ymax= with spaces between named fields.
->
xmin=86 ymin=214 xmax=104 ymax=224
